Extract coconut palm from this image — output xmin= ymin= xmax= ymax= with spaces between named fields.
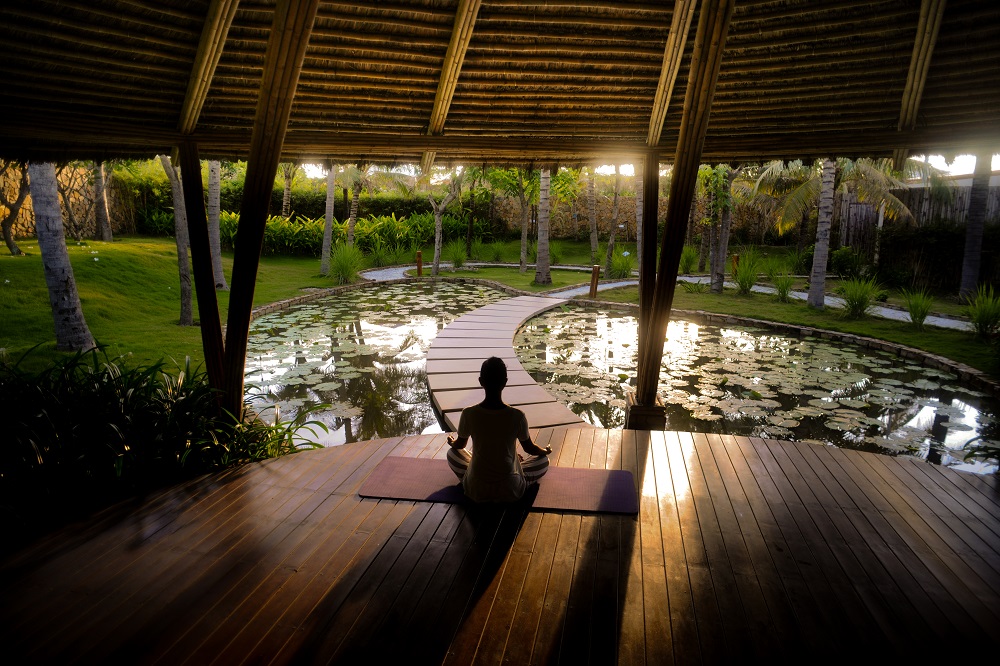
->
xmin=486 ymin=167 xmax=538 ymax=272
xmin=278 ymin=162 xmax=299 ymax=217
xmin=321 ymin=162 xmax=338 ymax=276
xmin=960 ymin=152 xmax=992 ymax=299
xmin=587 ymin=166 xmax=598 ymax=264
xmin=93 ymin=161 xmax=113 ymax=242
xmin=535 ymin=168 xmax=552 ymax=285
xmin=27 ymin=162 xmax=95 ymax=351
xmin=603 ymin=164 xmax=622 ymax=278
xmin=551 ymin=167 xmax=584 ymax=239
xmin=206 ymin=160 xmax=228 ymax=290
xmin=428 ymin=169 xmax=464 ymax=276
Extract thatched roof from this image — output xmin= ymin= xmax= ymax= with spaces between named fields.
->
xmin=2 ymin=0 xmax=999 ymax=166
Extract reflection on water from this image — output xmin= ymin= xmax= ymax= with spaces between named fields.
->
xmin=515 ymin=308 xmax=999 ymax=474
xmin=244 ymin=282 xmax=507 ymax=446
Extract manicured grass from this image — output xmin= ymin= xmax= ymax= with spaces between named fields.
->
xmin=410 ymin=265 xmax=592 ymax=292
xmin=0 ymin=236 xmax=333 ymax=369
xmin=592 ymin=285 xmax=997 ymax=376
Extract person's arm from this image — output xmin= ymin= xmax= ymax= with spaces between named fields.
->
xmin=447 ymin=434 xmax=469 ymax=449
xmin=448 ymin=409 xmax=471 ymax=449
xmin=519 ymin=434 xmax=552 ymax=457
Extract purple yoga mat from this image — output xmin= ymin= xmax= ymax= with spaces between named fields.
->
xmin=358 ymin=456 xmax=638 ymax=514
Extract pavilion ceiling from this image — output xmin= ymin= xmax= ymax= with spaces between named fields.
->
xmin=2 ymin=0 xmax=998 ymax=166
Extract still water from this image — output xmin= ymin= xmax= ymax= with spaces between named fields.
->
xmin=515 ymin=308 xmax=999 ymax=474
xmin=244 ymin=282 xmax=508 ymax=446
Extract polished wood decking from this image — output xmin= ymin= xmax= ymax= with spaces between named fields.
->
xmin=2 ymin=429 xmax=998 ymax=664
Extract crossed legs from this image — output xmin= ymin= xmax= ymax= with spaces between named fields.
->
xmin=446 ymin=447 xmax=549 ymax=483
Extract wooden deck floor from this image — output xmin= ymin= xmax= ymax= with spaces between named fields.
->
xmin=2 ymin=429 xmax=998 ymax=664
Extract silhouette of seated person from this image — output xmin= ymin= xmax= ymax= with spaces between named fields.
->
xmin=446 ymin=357 xmax=552 ymax=502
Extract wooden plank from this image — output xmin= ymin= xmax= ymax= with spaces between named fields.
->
xmin=634 ymin=431 xmax=673 ymax=665
xmin=896 ymin=459 xmax=1000 ymax=544
xmin=616 ymin=429 xmax=645 ymax=665
xmin=502 ymin=511 xmax=560 ymax=664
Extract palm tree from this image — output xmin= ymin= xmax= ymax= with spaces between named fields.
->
xmin=343 ymin=163 xmax=365 ymax=248
xmin=485 ymin=167 xmax=538 ymax=272
xmin=27 ymin=162 xmax=95 ymax=351
xmin=158 ymin=155 xmax=194 ymax=325
xmin=551 ymin=167 xmax=584 ymax=239
xmin=587 ymin=166 xmax=598 ymax=264
xmin=206 ymin=160 xmax=228 ymax=290
xmin=603 ymin=164 xmax=622 ymax=278
xmin=535 ymin=168 xmax=552 ymax=285
xmin=808 ymin=158 xmax=837 ymax=308
xmin=0 ymin=159 xmax=29 ymax=255
xmin=278 ymin=162 xmax=299 ymax=217
xmin=320 ymin=162 xmax=338 ymax=276
xmin=959 ymin=152 xmax=992 ymax=298
xmin=93 ymin=161 xmax=113 ymax=242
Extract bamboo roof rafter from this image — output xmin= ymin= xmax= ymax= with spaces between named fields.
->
xmin=894 ymin=0 xmax=948 ymax=168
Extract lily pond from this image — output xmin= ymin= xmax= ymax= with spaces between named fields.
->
xmin=246 ymin=282 xmax=999 ymax=474
xmin=245 ymin=282 xmax=508 ymax=446
xmin=515 ymin=308 xmax=999 ymax=474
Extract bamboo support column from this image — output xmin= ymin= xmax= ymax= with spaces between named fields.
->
xmin=636 ymin=151 xmax=660 ymax=383
xmin=635 ymin=0 xmax=736 ymax=407
xmin=222 ymin=0 xmax=321 ymax=418
xmin=177 ymin=140 xmax=225 ymax=393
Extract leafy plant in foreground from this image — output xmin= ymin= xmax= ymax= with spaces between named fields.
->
xmin=901 ymin=288 xmax=933 ymax=330
xmin=966 ymin=285 xmax=1000 ymax=338
xmin=733 ymin=249 xmax=761 ymax=295
xmin=608 ymin=250 xmax=635 ymax=279
xmin=681 ymin=280 xmax=708 ymax=294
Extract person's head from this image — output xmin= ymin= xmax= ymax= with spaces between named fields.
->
xmin=479 ymin=356 xmax=508 ymax=392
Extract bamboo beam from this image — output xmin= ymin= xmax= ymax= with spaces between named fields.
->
xmin=894 ymin=0 xmax=947 ymax=169
xmin=179 ymin=0 xmax=241 ymax=134
xmin=176 ymin=140 xmax=225 ymax=392
xmin=420 ymin=0 xmax=481 ymax=173
xmin=647 ymin=0 xmax=697 ymax=147
xmin=222 ymin=0 xmax=321 ymax=419
xmin=637 ymin=151 xmax=660 ymax=380
xmin=636 ymin=0 xmax=735 ymax=405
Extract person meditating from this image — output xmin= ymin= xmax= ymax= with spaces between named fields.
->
xmin=446 ymin=357 xmax=552 ymax=502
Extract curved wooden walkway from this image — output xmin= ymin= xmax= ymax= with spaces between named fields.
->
xmin=2 ymin=429 xmax=998 ymax=664
xmin=426 ymin=294 xmax=589 ymax=431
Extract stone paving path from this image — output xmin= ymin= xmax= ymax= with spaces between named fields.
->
xmin=361 ymin=264 xmax=971 ymax=331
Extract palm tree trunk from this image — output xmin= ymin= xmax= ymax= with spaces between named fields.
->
xmin=429 ymin=187 xmax=459 ymax=276
xmin=711 ymin=167 xmax=737 ymax=293
xmin=604 ymin=165 xmax=621 ymax=277
xmin=347 ymin=186 xmax=360 ymax=248
xmin=93 ymin=161 xmax=113 ymax=242
xmin=959 ymin=152 xmax=991 ymax=299
xmin=281 ymin=167 xmax=293 ymax=217
xmin=535 ymin=169 xmax=551 ymax=285
xmin=158 ymin=155 xmax=194 ymax=325
xmin=808 ymin=158 xmax=836 ymax=308
xmin=588 ymin=167 xmax=598 ymax=265
xmin=28 ymin=162 xmax=95 ymax=351
xmin=635 ymin=162 xmax=644 ymax=275
xmin=321 ymin=163 xmax=336 ymax=276
xmin=207 ymin=160 xmax=228 ymax=290
xmin=518 ymin=169 xmax=529 ymax=273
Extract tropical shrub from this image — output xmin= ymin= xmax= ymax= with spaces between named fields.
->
xmin=679 ymin=245 xmax=698 ymax=274
xmin=329 ymin=243 xmax=364 ymax=284
xmin=733 ymin=249 xmax=761 ymax=295
xmin=0 ymin=350 xmax=324 ymax=543
xmin=773 ymin=273 xmax=795 ymax=302
xmin=444 ymin=239 xmax=467 ymax=268
xmin=136 ymin=208 xmax=176 ymax=236
xmin=837 ymin=277 xmax=881 ymax=318
xmin=470 ymin=239 xmax=488 ymax=261
xmin=901 ymin=288 xmax=933 ymax=330
xmin=608 ymin=250 xmax=636 ymax=279
xmin=366 ymin=237 xmax=393 ymax=267
xmin=792 ymin=245 xmax=814 ymax=274
xmin=830 ymin=246 xmax=865 ymax=279
xmin=966 ymin=285 xmax=1000 ymax=338
xmin=488 ymin=241 xmax=507 ymax=262
xmin=681 ymin=280 xmax=708 ymax=293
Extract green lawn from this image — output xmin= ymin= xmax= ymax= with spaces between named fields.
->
xmin=2 ymin=236 xmax=993 ymax=379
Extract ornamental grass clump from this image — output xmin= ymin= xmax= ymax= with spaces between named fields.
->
xmin=329 ymin=243 xmax=364 ymax=284
xmin=733 ymin=249 xmax=761 ymax=295
xmin=365 ymin=237 xmax=392 ymax=268
xmin=901 ymin=288 xmax=933 ymax=330
xmin=444 ymin=239 xmax=467 ymax=268
xmin=681 ymin=280 xmax=708 ymax=293
xmin=773 ymin=273 xmax=795 ymax=302
xmin=609 ymin=250 xmax=636 ymax=279
xmin=488 ymin=241 xmax=507 ymax=262
xmin=470 ymin=239 xmax=488 ymax=261
xmin=966 ymin=285 xmax=1000 ymax=339
xmin=837 ymin=277 xmax=881 ymax=319
xmin=679 ymin=245 xmax=698 ymax=274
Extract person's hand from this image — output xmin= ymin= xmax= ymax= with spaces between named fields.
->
xmin=447 ymin=435 xmax=456 ymax=447
xmin=542 ymin=445 xmax=553 ymax=456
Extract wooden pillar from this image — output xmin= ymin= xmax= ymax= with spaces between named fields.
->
xmin=222 ymin=0 xmax=321 ymax=418
xmin=637 ymin=151 xmax=659 ymax=382
xmin=177 ymin=140 xmax=225 ymax=392
xmin=635 ymin=0 xmax=736 ymax=406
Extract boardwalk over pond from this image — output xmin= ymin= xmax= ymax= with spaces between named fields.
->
xmin=2 ymin=429 xmax=998 ymax=664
